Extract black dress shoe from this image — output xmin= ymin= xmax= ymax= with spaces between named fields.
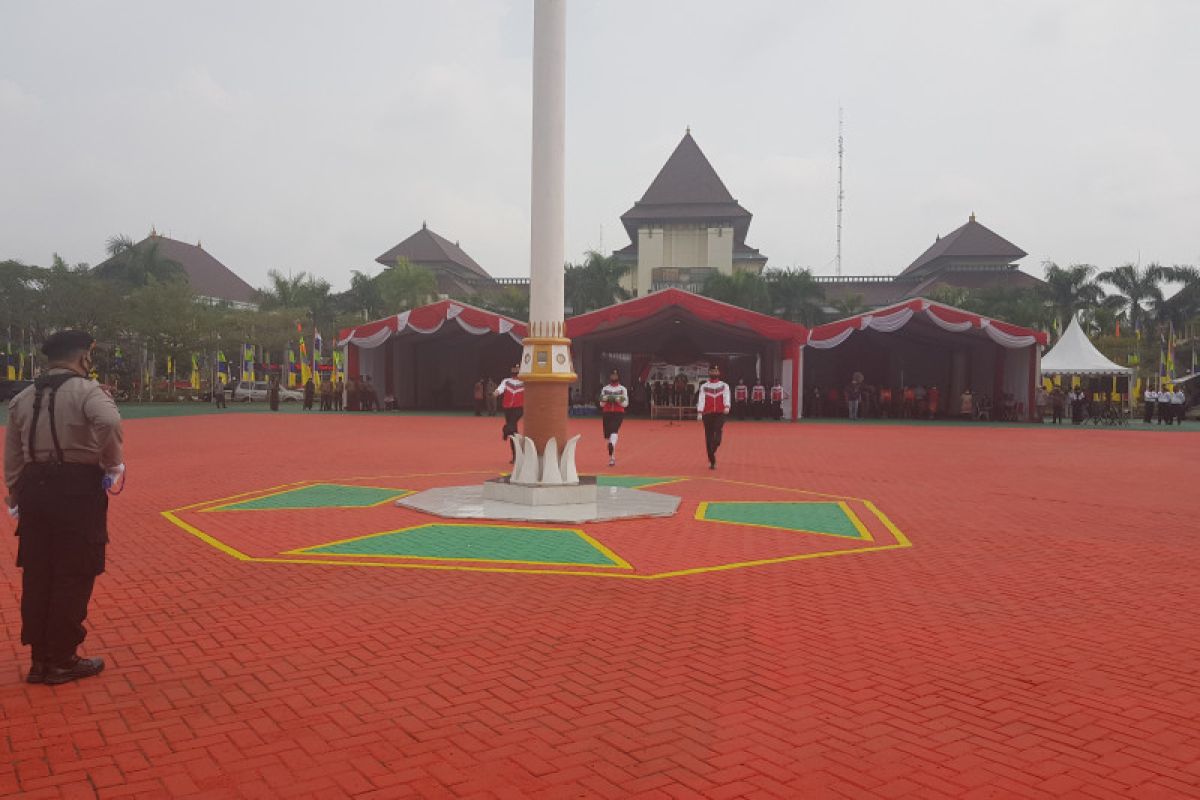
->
xmin=26 ymin=661 xmax=47 ymax=684
xmin=45 ymin=656 xmax=105 ymax=685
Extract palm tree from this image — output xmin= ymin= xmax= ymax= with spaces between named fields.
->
xmin=702 ymin=270 xmax=771 ymax=313
xmin=376 ymin=258 xmax=437 ymax=311
xmin=1095 ymin=262 xmax=1166 ymax=336
xmin=342 ymin=270 xmax=385 ymax=320
xmin=1041 ymin=262 xmax=1104 ymax=336
xmin=565 ymin=250 xmax=630 ymax=314
xmin=256 ymin=269 xmax=310 ymax=310
xmin=96 ymin=234 xmax=185 ymax=288
xmin=764 ymin=268 xmax=825 ymax=326
xmin=830 ymin=294 xmax=868 ymax=318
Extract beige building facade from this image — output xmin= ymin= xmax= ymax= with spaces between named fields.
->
xmin=614 ymin=131 xmax=766 ymax=297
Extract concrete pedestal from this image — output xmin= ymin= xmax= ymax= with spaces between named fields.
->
xmin=483 ymin=475 xmax=597 ymax=506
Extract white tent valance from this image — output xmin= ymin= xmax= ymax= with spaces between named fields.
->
xmin=1041 ymin=316 xmax=1133 ymax=376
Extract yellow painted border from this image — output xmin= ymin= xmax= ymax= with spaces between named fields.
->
xmin=280 ymin=522 xmax=632 ymax=570
xmin=694 ymin=500 xmax=874 ymax=542
xmin=160 ymin=472 xmax=912 ymax=580
xmin=202 ymin=482 xmax=413 ymax=512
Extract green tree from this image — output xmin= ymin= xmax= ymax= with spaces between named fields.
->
xmin=830 ymin=294 xmax=868 ymax=318
xmin=1041 ymin=262 xmax=1104 ymax=336
xmin=1095 ymin=262 xmax=1167 ymax=335
xmin=764 ymin=268 xmax=825 ymax=325
xmin=702 ymin=270 xmax=771 ymax=314
xmin=94 ymin=234 xmax=185 ymax=289
xmin=376 ymin=258 xmax=438 ymax=311
xmin=341 ymin=269 xmax=385 ymax=320
xmin=564 ymin=250 xmax=630 ymax=314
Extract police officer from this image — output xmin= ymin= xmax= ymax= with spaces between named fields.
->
xmin=4 ymin=330 xmax=124 ymax=685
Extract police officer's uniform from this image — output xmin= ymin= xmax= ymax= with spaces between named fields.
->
xmin=4 ymin=331 xmax=123 ymax=685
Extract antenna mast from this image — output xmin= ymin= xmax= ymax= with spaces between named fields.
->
xmin=836 ymin=106 xmax=844 ymax=277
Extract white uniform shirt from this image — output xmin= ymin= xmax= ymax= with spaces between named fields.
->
xmin=1172 ymin=390 xmax=1185 ymax=405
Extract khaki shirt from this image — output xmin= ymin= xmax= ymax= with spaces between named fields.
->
xmin=4 ymin=368 xmax=124 ymax=492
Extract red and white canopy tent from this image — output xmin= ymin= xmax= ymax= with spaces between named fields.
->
xmin=802 ymin=298 xmax=1048 ymax=419
xmin=338 ymin=300 xmax=527 ymax=409
xmin=566 ymin=288 xmax=807 ymax=418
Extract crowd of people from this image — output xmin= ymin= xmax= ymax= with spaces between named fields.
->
xmin=807 ymin=377 xmax=949 ymax=421
xmin=565 ymin=375 xmax=787 ymax=420
xmin=1035 ymin=383 xmax=1191 ymax=425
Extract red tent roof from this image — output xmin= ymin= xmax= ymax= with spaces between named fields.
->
xmin=337 ymin=300 xmax=527 ymax=348
xmin=806 ymin=298 xmax=1048 ymax=349
xmin=566 ymin=288 xmax=804 ymax=342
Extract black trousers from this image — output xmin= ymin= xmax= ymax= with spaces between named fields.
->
xmin=702 ymin=413 xmax=726 ymax=462
xmin=15 ymin=464 xmax=107 ymax=665
xmin=502 ymin=407 xmax=524 ymax=442
xmin=1143 ymin=403 xmax=1154 ymax=424
xmin=602 ymin=412 xmax=624 ymax=439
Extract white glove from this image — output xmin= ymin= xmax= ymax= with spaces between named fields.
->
xmin=103 ymin=463 xmax=126 ymax=491
xmin=6 ymin=506 xmax=17 ymax=520
xmin=697 ymin=412 xmax=703 ymax=421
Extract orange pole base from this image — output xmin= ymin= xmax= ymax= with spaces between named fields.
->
xmin=522 ymin=381 xmax=569 ymax=454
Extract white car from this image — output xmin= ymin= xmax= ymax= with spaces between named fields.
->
xmin=226 ymin=380 xmax=304 ymax=403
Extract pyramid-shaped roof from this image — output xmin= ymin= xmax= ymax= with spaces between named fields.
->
xmin=1041 ymin=315 xmax=1132 ymax=375
xmin=94 ymin=233 xmax=257 ymax=304
xmin=375 ymin=223 xmax=492 ymax=281
xmin=899 ymin=215 xmax=1027 ymax=278
xmin=620 ymin=131 xmax=753 ymax=242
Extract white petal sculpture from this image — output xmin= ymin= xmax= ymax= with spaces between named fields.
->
xmin=514 ymin=436 xmax=541 ymax=484
xmin=541 ymin=437 xmax=562 ymax=484
xmin=510 ymin=434 xmax=526 ymax=477
xmin=559 ymin=435 xmax=580 ymax=485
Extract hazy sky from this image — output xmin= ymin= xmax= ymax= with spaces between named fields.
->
xmin=2 ymin=1 xmax=1198 ymax=292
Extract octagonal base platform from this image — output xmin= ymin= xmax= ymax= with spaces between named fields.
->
xmin=397 ymin=480 xmax=680 ymax=523
xmin=483 ymin=476 xmax=599 ymax=506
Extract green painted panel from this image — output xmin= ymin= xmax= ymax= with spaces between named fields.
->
xmin=702 ymin=502 xmax=862 ymax=538
xmin=595 ymin=475 xmax=675 ymax=489
xmin=303 ymin=524 xmax=619 ymax=566
xmin=219 ymin=484 xmax=406 ymax=511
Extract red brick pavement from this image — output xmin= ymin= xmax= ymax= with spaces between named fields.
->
xmin=1 ymin=413 xmax=1198 ymax=799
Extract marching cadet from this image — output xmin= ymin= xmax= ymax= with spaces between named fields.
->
xmin=769 ymin=379 xmax=787 ymax=420
xmin=750 ymin=378 xmax=767 ymax=420
xmin=696 ymin=364 xmax=731 ymax=469
xmin=598 ymin=369 xmax=629 ymax=466
xmin=4 ymin=330 xmax=124 ymax=685
xmin=494 ymin=364 xmax=525 ymax=463
xmin=733 ymin=378 xmax=749 ymax=420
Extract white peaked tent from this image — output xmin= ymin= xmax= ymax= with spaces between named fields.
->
xmin=1041 ymin=315 xmax=1134 ymax=416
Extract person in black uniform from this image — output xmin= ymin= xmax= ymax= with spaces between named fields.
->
xmin=4 ymin=330 xmax=123 ymax=685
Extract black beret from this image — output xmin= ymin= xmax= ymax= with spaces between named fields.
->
xmin=41 ymin=329 xmax=95 ymax=360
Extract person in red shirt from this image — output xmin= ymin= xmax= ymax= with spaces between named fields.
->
xmin=733 ymin=378 xmax=749 ymax=420
xmin=598 ymin=369 xmax=629 ymax=466
xmin=927 ymin=385 xmax=941 ymax=419
xmin=750 ymin=379 xmax=767 ymax=420
xmin=493 ymin=364 xmax=524 ymax=463
xmin=696 ymin=365 xmax=731 ymax=469
xmin=769 ymin=380 xmax=787 ymax=420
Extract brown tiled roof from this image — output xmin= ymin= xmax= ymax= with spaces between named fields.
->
xmin=375 ymin=223 xmax=492 ymax=281
xmin=903 ymin=268 xmax=1043 ymax=298
xmin=899 ymin=215 xmax=1027 ymax=278
xmin=96 ymin=234 xmax=257 ymax=304
xmin=816 ymin=279 xmax=905 ymax=308
xmin=620 ymin=131 xmax=753 ymax=243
